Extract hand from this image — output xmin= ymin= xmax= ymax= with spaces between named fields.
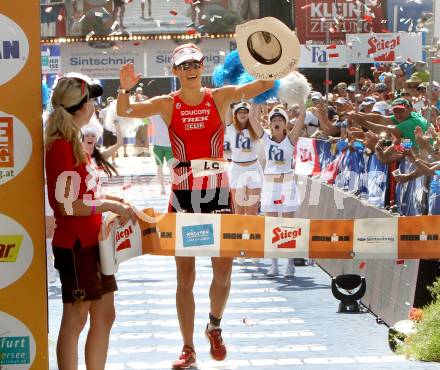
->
xmin=384 ymin=145 xmax=404 ymax=162
xmin=120 ymin=63 xmax=142 ymax=90
xmin=249 ymin=103 xmax=262 ymax=124
xmin=414 ymin=126 xmax=431 ymax=150
xmin=364 ymin=131 xmax=379 ymax=150
xmin=403 ymin=148 xmax=417 ymax=162
xmin=111 ymin=201 xmax=138 ymax=226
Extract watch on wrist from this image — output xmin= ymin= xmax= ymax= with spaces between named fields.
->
xmin=118 ymin=87 xmax=131 ymax=94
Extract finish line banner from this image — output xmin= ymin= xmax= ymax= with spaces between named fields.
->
xmin=99 ymin=210 xmax=440 ymax=273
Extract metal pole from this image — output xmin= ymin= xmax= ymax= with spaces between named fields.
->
xmin=355 ymin=5 xmax=361 ymax=93
xmin=325 ymin=28 xmax=329 ymax=108
xmin=427 ymin=4 xmax=436 ymax=124
xmin=391 ymin=5 xmax=398 ymax=93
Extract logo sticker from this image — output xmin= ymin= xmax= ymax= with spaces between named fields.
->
xmin=0 ymin=14 xmax=29 ymax=85
xmin=182 ymin=224 xmax=214 ymax=247
xmin=0 ymin=312 xmax=35 ymax=367
xmin=0 ymin=112 xmax=33 ymax=186
xmin=0 ymin=235 xmax=23 ymax=262
xmin=0 ymin=215 xmax=33 ymax=289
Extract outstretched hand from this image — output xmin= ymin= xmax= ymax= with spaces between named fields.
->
xmin=120 ymin=63 xmax=142 ymax=90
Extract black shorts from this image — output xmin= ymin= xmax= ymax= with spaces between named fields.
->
xmin=168 ymin=187 xmax=232 ymax=214
xmin=53 ymin=241 xmax=117 ymax=304
xmin=103 ymin=129 xmax=117 ymax=147
xmin=113 ymin=0 xmax=124 ymax=7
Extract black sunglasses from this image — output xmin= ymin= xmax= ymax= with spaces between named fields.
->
xmin=176 ymin=61 xmax=202 ymax=71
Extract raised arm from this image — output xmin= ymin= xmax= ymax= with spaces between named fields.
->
xmin=314 ymin=102 xmax=340 ymax=136
xmin=117 ymin=63 xmax=172 ymax=123
xmin=248 ymin=104 xmax=265 ymax=138
xmin=288 ymin=101 xmax=306 ymax=145
xmin=351 ymin=112 xmax=401 ymax=138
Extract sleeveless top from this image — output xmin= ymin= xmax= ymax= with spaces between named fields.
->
xmin=225 ymin=124 xmax=258 ymax=163
xmin=169 ymin=88 xmax=228 ymax=190
xmin=261 ymin=132 xmax=294 ymax=175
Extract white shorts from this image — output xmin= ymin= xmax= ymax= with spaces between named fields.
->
xmin=260 ymin=178 xmax=299 ymax=213
xmin=229 ymin=161 xmax=263 ymax=190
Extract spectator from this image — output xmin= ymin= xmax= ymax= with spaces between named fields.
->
xmin=132 ymin=87 xmax=151 ymax=157
xmin=140 ymin=0 xmax=151 ymax=18
xmin=411 ymin=61 xmax=430 ymax=83
xmin=359 ymin=97 xmax=376 ymax=113
xmin=335 ymin=82 xmax=348 ymax=98
xmin=352 ymin=98 xmax=429 ymax=147
xmin=289 ymin=105 xmax=319 ymax=137
xmin=347 ymin=84 xmax=357 ymax=103
xmin=404 ymin=76 xmax=422 ymax=97
xmin=427 ymin=82 xmax=440 ymax=110
xmin=112 ymin=0 xmax=126 ymax=29
xmin=371 ymin=83 xmax=391 ymax=115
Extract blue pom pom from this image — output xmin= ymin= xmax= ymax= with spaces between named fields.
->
xmin=238 ymin=73 xmax=280 ymax=104
xmin=222 ymin=49 xmax=245 ymax=85
xmin=212 ymin=65 xmax=225 ymax=87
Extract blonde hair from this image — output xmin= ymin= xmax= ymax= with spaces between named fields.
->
xmin=44 ymin=77 xmax=88 ymax=165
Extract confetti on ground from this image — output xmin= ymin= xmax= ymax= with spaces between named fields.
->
xmin=169 ymin=9 xmax=178 ymax=16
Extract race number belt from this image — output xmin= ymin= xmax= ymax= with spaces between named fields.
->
xmin=190 ymin=158 xmax=229 ymax=178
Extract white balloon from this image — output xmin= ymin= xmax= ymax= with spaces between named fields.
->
xmin=277 ymin=72 xmax=311 ymax=107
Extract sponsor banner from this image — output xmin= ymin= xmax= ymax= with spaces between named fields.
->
xmin=309 ymin=220 xmax=354 ymax=259
xmin=0 ymin=112 xmax=33 ymax=186
xmin=147 ymin=39 xmax=231 ymax=77
xmin=175 ymin=213 xmax=221 ymax=257
xmin=398 ymin=216 xmax=440 ymax=259
xmin=0 ymin=215 xmax=33 ymax=290
xmin=156 ymin=212 xmax=177 ymax=256
xmin=41 ymin=44 xmax=61 ymax=74
xmin=220 ymin=215 xmax=264 ymax=258
xmin=294 ymin=138 xmax=320 ymax=176
xmin=0 ymin=311 xmax=36 ymax=368
xmin=61 ymin=41 xmax=145 ymax=79
xmin=99 ymin=209 xmax=159 ymax=274
xmin=0 ymin=14 xmax=29 ymax=86
xmin=346 ymin=33 xmax=423 ymax=64
xmin=295 ymin=0 xmax=384 ymax=44
xmin=353 ymin=218 xmax=398 ymax=259
xmin=264 ymin=217 xmax=310 ymax=258
xmin=298 ymin=44 xmax=348 ymax=68
xmin=1 ymin=2 xmax=47 ymax=368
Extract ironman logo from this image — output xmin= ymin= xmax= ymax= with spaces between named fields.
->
xmin=0 ymin=14 xmax=29 ymax=86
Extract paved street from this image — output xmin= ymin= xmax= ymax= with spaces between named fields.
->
xmin=47 ymin=155 xmax=439 ymax=369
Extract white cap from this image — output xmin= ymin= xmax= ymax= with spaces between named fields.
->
xmin=311 ymin=91 xmax=323 ymax=101
xmin=82 ymin=125 xmax=100 ymax=137
xmin=171 ymin=44 xmax=204 ymax=66
xmin=233 ymin=102 xmax=250 ymax=115
xmin=268 ymin=106 xmax=289 ymax=122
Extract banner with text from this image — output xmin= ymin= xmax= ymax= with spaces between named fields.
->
xmin=346 ymin=32 xmax=423 ymax=64
xmin=295 ymin=0 xmax=385 ymax=44
xmin=0 ymin=1 xmax=48 ymax=369
xmin=298 ymin=44 xmax=348 ymax=68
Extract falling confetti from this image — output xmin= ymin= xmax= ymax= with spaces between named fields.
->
xmin=45 ymin=6 xmax=53 ymax=13
xmin=169 ymin=9 xmax=178 ymax=16
xmin=359 ymin=261 xmax=366 ymax=269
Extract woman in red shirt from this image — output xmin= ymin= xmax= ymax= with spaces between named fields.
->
xmin=45 ymin=76 xmax=137 ymax=370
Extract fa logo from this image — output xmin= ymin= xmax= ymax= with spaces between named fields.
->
xmin=224 ymin=140 xmax=231 ymax=151
xmin=235 ymin=134 xmax=251 ymax=150
xmin=311 ymin=46 xmax=328 ymax=63
xmin=268 ymin=145 xmax=284 ymax=162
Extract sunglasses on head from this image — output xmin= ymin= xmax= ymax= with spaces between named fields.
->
xmin=176 ymin=61 xmax=202 ymax=71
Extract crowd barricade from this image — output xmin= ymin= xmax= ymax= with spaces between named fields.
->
xmin=98 ymin=208 xmax=440 ymax=274
xmin=294 ymin=138 xmax=433 ymax=215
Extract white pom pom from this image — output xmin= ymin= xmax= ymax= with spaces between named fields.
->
xmin=277 ymin=72 xmax=311 ymax=107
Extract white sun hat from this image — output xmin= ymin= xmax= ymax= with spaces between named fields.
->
xmin=235 ymin=17 xmax=300 ymax=80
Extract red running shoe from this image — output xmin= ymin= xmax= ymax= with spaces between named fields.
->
xmin=172 ymin=345 xmax=196 ymax=369
xmin=205 ymin=324 xmax=227 ymax=361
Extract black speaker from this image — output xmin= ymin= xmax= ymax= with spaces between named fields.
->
xmin=413 ymin=259 xmax=440 ymax=308
xmin=259 ymin=0 xmax=293 ymax=29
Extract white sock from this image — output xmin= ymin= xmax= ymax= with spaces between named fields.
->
xmin=208 ymin=323 xmax=220 ymax=331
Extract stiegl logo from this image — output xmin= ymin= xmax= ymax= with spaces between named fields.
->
xmin=115 ymin=225 xmax=133 ymax=251
xmin=272 ymin=227 xmax=301 ymax=249
xmin=0 ymin=14 xmax=29 ymax=86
